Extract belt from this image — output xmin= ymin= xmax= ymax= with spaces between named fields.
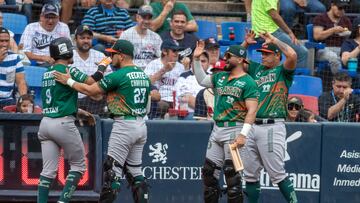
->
xmin=255 ymin=118 xmax=285 ymax=125
xmin=216 ymin=121 xmax=242 ymax=127
xmin=114 ymin=115 xmax=143 ymax=120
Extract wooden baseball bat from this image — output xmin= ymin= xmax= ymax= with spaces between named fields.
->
xmin=229 ymin=143 xmax=244 ymax=172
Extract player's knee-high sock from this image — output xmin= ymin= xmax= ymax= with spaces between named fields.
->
xmin=58 ymin=171 xmax=82 ymax=203
xmin=37 ymin=175 xmax=54 ymax=203
xmin=278 ymin=177 xmax=298 ymax=203
xmin=245 ymin=181 xmax=260 ymax=203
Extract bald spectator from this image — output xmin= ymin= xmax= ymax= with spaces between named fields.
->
xmin=82 ymin=0 xmax=134 ymax=52
xmin=120 ymin=5 xmax=162 ymax=70
xmin=150 ymin=0 xmax=198 ymax=34
xmin=20 ymin=3 xmax=70 ymax=67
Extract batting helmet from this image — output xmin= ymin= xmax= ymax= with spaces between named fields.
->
xmin=49 ymin=37 xmax=74 ymax=60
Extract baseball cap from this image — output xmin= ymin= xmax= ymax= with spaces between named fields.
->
xmin=75 ymin=25 xmax=93 ymax=36
xmin=211 ymin=60 xmax=226 ymax=71
xmin=105 ymin=39 xmax=134 ymax=57
xmin=332 ymin=0 xmax=350 ymax=8
xmin=224 ymin=45 xmax=249 ymax=64
xmin=0 ymin=27 xmax=9 ymax=35
xmin=205 ymin=37 xmax=220 ymax=49
xmin=288 ymin=96 xmax=303 ymax=106
xmin=161 ymin=39 xmax=184 ymax=51
xmin=256 ymin=43 xmax=282 ymax=54
xmin=41 ymin=3 xmax=60 ymax=16
xmin=138 ymin=5 xmax=153 ymax=17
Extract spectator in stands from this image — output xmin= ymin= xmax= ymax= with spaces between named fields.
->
xmin=20 ymin=3 xmax=70 ymax=67
xmin=150 ymin=0 xmax=198 ymax=34
xmin=0 ymin=27 xmax=27 ymax=108
xmin=120 ymin=5 xmax=162 ymax=70
xmin=340 ymin=17 xmax=360 ymax=71
xmin=144 ymin=39 xmax=185 ymax=119
xmin=3 ymin=94 xmax=42 ymax=113
xmin=116 ymin=0 xmax=145 ymax=8
xmin=160 ymin=10 xmax=198 ymax=70
xmin=204 ymin=37 xmax=221 ymax=68
xmin=72 ymin=25 xmax=112 ymax=115
xmin=280 ymin=0 xmax=326 ymax=29
xmin=174 ymin=51 xmax=209 ymax=120
xmin=286 ymin=96 xmax=305 ymax=122
xmin=244 ymin=0 xmax=308 ymax=68
xmin=319 ymin=72 xmax=360 ymax=122
xmin=313 ymin=0 xmax=352 ymax=74
xmin=61 ymin=0 xmax=97 ymax=24
xmin=194 ymin=60 xmax=226 ymax=120
xmin=82 ymin=0 xmax=134 ymax=52
xmin=0 ymin=11 xmax=18 ymax=52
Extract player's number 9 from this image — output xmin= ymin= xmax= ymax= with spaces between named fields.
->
xmin=134 ymin=88 xmax=146 ymax=104
xmin=45 ymin=89 xmax=52 ymax=104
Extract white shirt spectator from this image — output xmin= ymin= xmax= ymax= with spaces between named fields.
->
xmin=72 ymin=49 xmax=111 ymax=98
xmin=174 ymin=70 xmax=204 ymax=112
xmin=20 ymin=22 xmax=70 ymax=58
xmin=144 ymin=58 xmax=185 ymax=102
xmin=120 ymin=26 xmax=162 ymax=69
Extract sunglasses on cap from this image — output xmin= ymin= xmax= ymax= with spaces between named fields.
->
xmin=288 ymin=103 xmax=302 ymax=111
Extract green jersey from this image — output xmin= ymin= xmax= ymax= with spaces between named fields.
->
xmin=252 ymin=0 xmax=279 ymax=35
xmin=150 ymin=2 xmax=194 ymax=34
xmin=211 ymin=72 xmax=259 ymax=122
xmin=248 ymin=61 xmax=294 ymax=118
xmin=98 ymin=66 xmax=151 ymax=117
xmin=41 ymin=64 xmax=88 ymax=118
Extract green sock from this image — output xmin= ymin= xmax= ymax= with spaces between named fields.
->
xmin=134 ymin=175 xmax=145 ymax=184
xmin=111 ymin=176 xmax=121 ymax=190
xmin=245 ymin=181 xmax=261 ymax=203
xmin=278 ymin=177 xmax=298 ymax=203
xmin=58 ymin=171 xmax=82 ymax=203
xmin=37 ymin=175 xmax=54 ymax=203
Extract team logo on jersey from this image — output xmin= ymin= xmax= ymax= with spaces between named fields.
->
xmin=149 ymin=142 xmax=168 ymax=164
xmin=285 ymin=131 xmax=302 ymax=161
xmin=233 ymin=81 xmax=245 ymax=87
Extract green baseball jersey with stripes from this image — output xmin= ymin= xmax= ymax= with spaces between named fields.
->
xmin=211 ymin=72 xmax=259 ymax=122
xmin=98 ymin=66 xmax=151 ymax=117
xmin=248 ymin=61 xmax=294 ymax=118
xmin=41 ymin=64 xmax=88 ymax=118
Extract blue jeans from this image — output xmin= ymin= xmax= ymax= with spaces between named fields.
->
xmin=272 ymin=29 xmax=308 ymax=68
xmin=280 ymin=0 xmax=326 ymax=28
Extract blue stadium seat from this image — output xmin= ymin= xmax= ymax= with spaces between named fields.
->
xmin=2 ymin=13 xmax=28 ymax=43
xmin=219 ymin=22 xmax=251 ymax=46
xmin=304 ymin=24 xmax=328 ymax=73
xmin=219 ymin=46 xmax=228 ymax=58
xmin=195 ymin=20 xmax=218 ymax=40
xmin=289 ymin=75 xmax=323 ymax=97
xmin=24 ymin=66 xmax=47 ymax=107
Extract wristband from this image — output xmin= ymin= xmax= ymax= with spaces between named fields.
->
xmin=97 ymin=57 xmax=112 ymax=72
xmin=91 ymin=71 xmax=104 ymax=82
xmin=240 ymin=123 xmax=252 ymax=137
xmin=66 ymin=78 xmax=76 ymax=87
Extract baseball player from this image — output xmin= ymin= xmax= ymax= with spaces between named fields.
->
xmin=38 ymin=37 xmax=110 ymax=203
xmin=241 ymin=31 xmax=298 ymax=203
xmin=53 ymin=39 xmax=151 ymax=203
xmin=193 ymin=41 xmax=259 ymax=203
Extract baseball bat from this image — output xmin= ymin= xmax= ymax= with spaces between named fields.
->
xmin=229 ymin=143 xmax=244 ymax=172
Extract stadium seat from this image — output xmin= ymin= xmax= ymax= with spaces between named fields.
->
xmin=304 ymin=24 xmax=328 ymax=74
xmin=289 ymin=75 xmax=323 ymax=97
xmin=289 ymin=94 xmax=319 ymax=115
xmin=24 ymin=66 xmax=47 ymax=107
xmin=2 ymin=13 xmax=28 ymax=43
xmin=219 ymin=45 xmax=228 ymax=58
xmin=195 ymin=20 xmax=218 ymax=40
xmin=219 ymin=22 xmax=251 ymax=46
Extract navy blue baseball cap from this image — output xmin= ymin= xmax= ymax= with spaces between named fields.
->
xmin=160 ymin=39 xmax=184 ymax=51
xmin=41 ymin=3 xmax=60 ymax=16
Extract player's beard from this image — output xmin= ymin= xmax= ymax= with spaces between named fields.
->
xmin=224 ymin=62 xmax=236 ymax=71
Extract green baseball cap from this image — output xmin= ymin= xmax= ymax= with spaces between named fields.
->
xmin=256 ymin=43 xmax=282 ymax=54
xmin=105 ymin=39 xmax=134 ymax=57
xmin=224 ymin=45 xmax=249 ymax=64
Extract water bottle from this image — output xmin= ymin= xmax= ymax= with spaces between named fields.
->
xmin=347 ymin=58 xmax=358 ymax=73
xmin=228 ymin=27 xmax=235 ymax=41
xmin=27 ymin=103 xmax=33 ymax=113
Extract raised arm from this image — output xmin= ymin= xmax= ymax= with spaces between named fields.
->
xmin=150 ymin=0 xmax=174 ymax=32
xmin=268 ymin=8 xmax=298 ymax=45
xmin=193 ymin=41 xmax=213 ymax=88
xmin=260 ymin=32 xmax=297 ymax=70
